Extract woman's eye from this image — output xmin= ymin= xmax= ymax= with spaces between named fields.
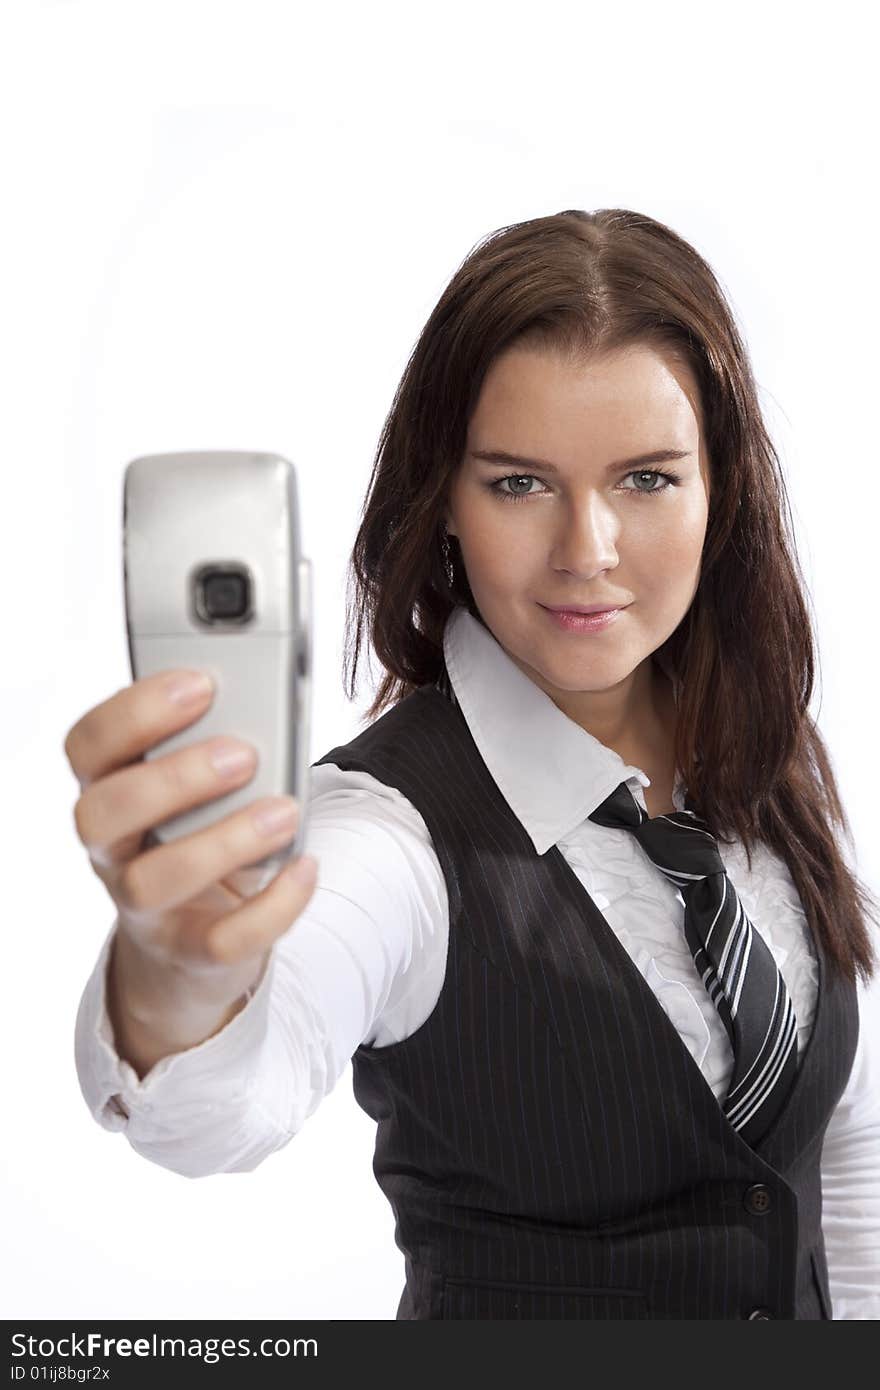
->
xmin=620 ymin=469 xmax=678 ymax=495
xmin=490 ymin=474 xmax=542 ymax=502
xmin=489 ymin=468 xmax=681 ymax=504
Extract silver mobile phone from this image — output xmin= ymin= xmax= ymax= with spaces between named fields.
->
xmin=122 ymin=450 xmax=312 ymax=899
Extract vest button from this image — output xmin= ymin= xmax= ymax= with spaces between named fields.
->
xmin=747 ymin=1307 xmax=773 ymax=1319
xmin=743 ymin=1183 xmax=773 ymax=1215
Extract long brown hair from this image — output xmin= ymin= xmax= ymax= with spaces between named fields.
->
xmin=342 ymin=208 xmax=877 ymax=988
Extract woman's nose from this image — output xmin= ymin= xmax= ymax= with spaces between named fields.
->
xmin=550 ymin=500 xmax=620 ymax=574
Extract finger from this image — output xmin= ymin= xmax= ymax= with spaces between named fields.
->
xmin=64 ymin=668 xmax=215 ymax=790
xmin=116 ymin=795 xmax=303 ymax=921
xmin=74 ymin=732 xmax=258 ymax=870
xmin=202 ymin=855 xmax=319 ymax=966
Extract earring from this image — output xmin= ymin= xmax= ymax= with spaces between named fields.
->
xmin=441 ymin=526 xmax=455 ymax=590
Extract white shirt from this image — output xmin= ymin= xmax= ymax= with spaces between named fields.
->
xmin=74 ymin=605 xmax=880 ymax=1318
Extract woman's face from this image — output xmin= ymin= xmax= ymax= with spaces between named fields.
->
xmin=444 ymin=341 xmax=711 ymax=718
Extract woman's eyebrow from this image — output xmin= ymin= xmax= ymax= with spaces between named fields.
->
xmin=469 ymin=447 xmax=693 ymax=474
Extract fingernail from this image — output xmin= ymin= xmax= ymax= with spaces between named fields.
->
xmin=210 ymin=740 xmax=256 ymax=779
xmin=165 ymin=672 xmax=214 ymax=706
xmin=253 ymin=797 xmax=298 ymax=836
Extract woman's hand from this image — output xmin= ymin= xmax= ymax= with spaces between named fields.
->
xmin=64 ymin=669 xmax=317 ymax=1065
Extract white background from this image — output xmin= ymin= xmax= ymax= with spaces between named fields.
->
xmin=2 ymin=0 xmax=877 ymax=1321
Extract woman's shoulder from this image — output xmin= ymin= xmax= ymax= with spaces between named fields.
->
xmin=306 ymin=759 xmax=442 ymax=864
xmin=303 ymin=760 xmax=450 ymax=963
xmin=308 ymin=758 xmax=424 ymax=814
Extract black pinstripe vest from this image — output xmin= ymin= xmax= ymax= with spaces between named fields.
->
xmin=313 ymin=669 xmax=859 ymax=1319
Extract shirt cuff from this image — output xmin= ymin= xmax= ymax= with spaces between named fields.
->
xmin=74 ymin=921 xmax=276 ymax=1134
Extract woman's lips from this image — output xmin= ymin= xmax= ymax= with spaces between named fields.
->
xmin=539 ymin=604 xmax=626 ymax=632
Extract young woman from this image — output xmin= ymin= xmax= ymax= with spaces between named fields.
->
xmin=70 ymin=209 xmax=878 ymax=1320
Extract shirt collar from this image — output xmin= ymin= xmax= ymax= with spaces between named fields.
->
xmin=442 ymin=605 xmax=685 ymax=855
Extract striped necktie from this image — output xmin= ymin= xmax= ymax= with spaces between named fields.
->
xmin=589 ymin=780 xmax=798 ymax=1148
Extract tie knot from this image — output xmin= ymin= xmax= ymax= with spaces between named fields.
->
xmin=588 ymin=779 xmax=725 ymax=882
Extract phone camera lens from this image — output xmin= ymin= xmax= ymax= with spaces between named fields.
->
xmin=193 ymin=564 xmax=254 ymax=625
xmin=205 ymin=572 xmax=247 ymax=618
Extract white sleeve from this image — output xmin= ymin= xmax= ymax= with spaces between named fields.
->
xmin=820 ymin=973 xmax=880 ymax=1319
xmin=73 ymin=762 xmax=449 ymax=1179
